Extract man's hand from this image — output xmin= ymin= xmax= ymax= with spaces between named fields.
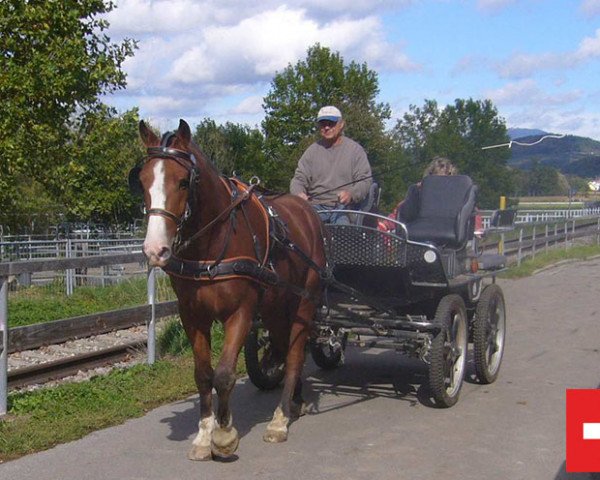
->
xmin=296 ymin=192 xmax=309 ymax=201
xmin=337 ymin=190 xmax=352 ymax=205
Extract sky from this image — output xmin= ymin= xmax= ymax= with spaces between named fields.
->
xmin=103 ymin=0 xmax=600 ymax=141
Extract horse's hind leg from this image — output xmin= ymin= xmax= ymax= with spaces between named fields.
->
xmin=210 ymin=308 xmax=252 ymax=458
xmin=185 ymin=324 xmax=215 ymax=461
xmin=264 ymin=298 xmax=314 ymax=443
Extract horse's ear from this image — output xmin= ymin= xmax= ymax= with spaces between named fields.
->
xmin=177 ymin=119 xmax=192 ymax=147
xmin=139 ymin=120 xmax=160 ymax=146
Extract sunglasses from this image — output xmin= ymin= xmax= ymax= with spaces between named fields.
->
xmin=317 ymin=120 xmax=338 ymax=128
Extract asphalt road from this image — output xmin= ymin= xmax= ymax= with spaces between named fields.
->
xmin=1 ymin=258 xmax=599 ymax=480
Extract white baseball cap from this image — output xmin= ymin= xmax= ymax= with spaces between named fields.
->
xmin=317 ymin=106 xmax=342 ymax=122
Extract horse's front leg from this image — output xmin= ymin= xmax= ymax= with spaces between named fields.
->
xmin=264 ymin=298 xmax=314 ymax=443
xmin=210 ymin=307 xmax=253 ymax=458
xmin=185 ymin=323 xmax=215 ymax=461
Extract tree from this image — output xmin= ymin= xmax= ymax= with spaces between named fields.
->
xmin=262 ymin=44 xmax=391 ymax=190
xmin=193 ymin=120 xmax=272 ymax=186
xmin=0 ymin=0 xmax=136 ymax=227
xmin=392 ymin=99 xmax=514 ymax=208
xmin=45 ymin=107 xmax=144 ymax=226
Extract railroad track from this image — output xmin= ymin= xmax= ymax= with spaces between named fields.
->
xmin=8 ymin=340 xmax=147 ymax=389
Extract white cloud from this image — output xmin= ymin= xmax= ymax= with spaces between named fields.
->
xmin=485 ymin=79 xmax=582 ymax=106
xmin=229 ymin=95 xmax=264 ymax=115
xmin=476 ymin=0 xmax=517 ymax=14
xmin=498 ymin=29 xmax=600 ymax=78
xmin=580 ymin=0 xmax=600 ymax=16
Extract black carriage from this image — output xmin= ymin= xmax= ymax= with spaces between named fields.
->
xmin=245 ymin=175 xmax=510 ymax=408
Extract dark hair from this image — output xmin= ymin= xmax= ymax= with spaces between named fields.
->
xmin=424 ymin=156 xmax=458 ymax=177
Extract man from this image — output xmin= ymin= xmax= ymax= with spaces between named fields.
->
xmin=290 ymin=105 xmax=372 ymax=224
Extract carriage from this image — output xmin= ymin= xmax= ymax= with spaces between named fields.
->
xmin=133 ymin=120 xmax=511 ymax=460
xmin=245 ymin=174 xmax=510 ymax=408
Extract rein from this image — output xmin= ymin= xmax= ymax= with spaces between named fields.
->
xmin=138 ymin=141 xmax=323 ymax=302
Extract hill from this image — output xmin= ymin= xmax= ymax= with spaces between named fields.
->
xmin=507 ymin=128 xmax=547 ymax=139
xmin=508 ymin=134 xmax=600 ymax=178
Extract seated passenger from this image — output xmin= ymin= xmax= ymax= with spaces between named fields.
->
xmin=378 ymin=157 xmax=458 ymax=232
xmin=378 ymin=157 xmax=483 ymax=236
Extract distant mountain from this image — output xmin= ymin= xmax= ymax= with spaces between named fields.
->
xmin=507 ymin=128 xmax=548 ymax=140
xmin=508 ymin=134 xmax=600 ymax=178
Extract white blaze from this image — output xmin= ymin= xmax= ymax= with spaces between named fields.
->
xmin=143 ymin=161 xmax=173 ymax=261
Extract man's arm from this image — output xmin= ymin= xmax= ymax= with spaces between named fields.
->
xmin=290 ymin=153 xmax=311 ymax=198
xmin=348 ymin=146 xmax=372 ymax=203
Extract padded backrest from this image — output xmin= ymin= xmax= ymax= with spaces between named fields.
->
xmin=355 ymin=182 xmax=380 ymax=226
xmin=407 ymin=175 xmax=477 ymax=248
xmin=419 ymin=175 xmax=474 ymax=218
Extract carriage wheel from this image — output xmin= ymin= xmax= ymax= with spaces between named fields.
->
xmin=428 ymin=294 xmax=468 ymax=408
xmin=244 ymin=323 xmax=285 ymax=390
xmin=473 ymin=284 xmax=506 ymax=384
xmin=309 ymin=328 xmax=346 ymax=370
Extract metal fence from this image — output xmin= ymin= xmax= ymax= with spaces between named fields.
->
xmin=0 ymin=238 xmax=145 ymax=295
xmin=0 ymin=253 xmax=160 ymax=416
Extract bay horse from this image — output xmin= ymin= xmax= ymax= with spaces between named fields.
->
xmin=133 ymin=119 xmax=326 ymax=460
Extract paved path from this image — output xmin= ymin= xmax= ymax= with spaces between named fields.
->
xmin=2 ymin=258 xmax=600 ymax=480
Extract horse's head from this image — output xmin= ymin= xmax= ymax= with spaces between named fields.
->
xmin=133 ymin=119 xmax=199 ymax=267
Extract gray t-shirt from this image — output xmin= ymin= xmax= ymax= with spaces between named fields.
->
xmin=290 ymin=137 xmax=372 ymax=206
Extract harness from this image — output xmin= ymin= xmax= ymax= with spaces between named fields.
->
xmin=132 ymin=138 xmax=325 ymax=301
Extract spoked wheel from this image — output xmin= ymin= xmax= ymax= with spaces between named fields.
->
xmin=244 ymin=323 xmax=285 ymax=390
xmin=309 ymin=327 xmax=347 ymax=370
xmin=428 ymin=294 xmax=468 ymax=408
xmin=473 ymin=284 xmax=506 ymax=384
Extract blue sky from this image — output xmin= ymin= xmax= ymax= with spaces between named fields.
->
xmin=103 ymin=0 xmax=600 ymax=141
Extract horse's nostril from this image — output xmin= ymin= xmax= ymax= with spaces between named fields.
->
xmin=158 ymin=246 xmax=171 ymax=260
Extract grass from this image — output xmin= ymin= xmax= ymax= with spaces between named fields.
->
xmin=1 ymin=319 xmax=240 ymax=463
xmin=500 ymin=243 xmax=600 ymax=279
xmin=8 ymin=275 xmax=175 ymax=327
xmin=2 ymin=242 xmax=600 ymax=462
xmin=0 ymin=357 xmax=197 ymax=462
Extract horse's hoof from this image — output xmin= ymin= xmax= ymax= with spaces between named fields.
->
xmin=211 ymin=426 xmax=239 ymax=458
xmin=263 ymin=428 xmax=288 ymax=443
xmin=188 ymin=444 xmax=212 ymax=461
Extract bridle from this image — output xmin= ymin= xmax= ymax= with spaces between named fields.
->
xmin=129 ymin=134 xmax=200 ymax=231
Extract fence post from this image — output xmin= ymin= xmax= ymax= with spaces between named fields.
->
xmin=517 ymin=228 xmax=523 ymax=266
xmin=532 ymin=225 xmax=536 ymax=259
xmin=597 ymin=217 xmax=600 ymax=246
xmin=66 ymin=238 xmax=74 ymax=296
xmin=545 ymin=224 xmax=549 ymax=253
xmin=554 ymin=223 xmax=558 ymax=247
xmin=0 ymin=276 xmax=8 ymax=416
xmin=564 ymin=222 xmax=568 ymax=250
xmin=147 ymin=267 xmax=156 ymax=365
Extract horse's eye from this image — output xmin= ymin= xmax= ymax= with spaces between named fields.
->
xmin=179 ymin=179 xmax=190 ymax=190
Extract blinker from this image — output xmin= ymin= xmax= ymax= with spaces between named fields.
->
xmin=128 ymin=165 xmax=143 ymax=196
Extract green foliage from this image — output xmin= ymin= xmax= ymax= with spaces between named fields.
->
xmin=392 ymin=98 xmax=514 ymax=208
xmin=157 ymin=318 xmax=226 ymax=360
xmin=501 ymin=244 xmax=600 ymax=279
xmin=512 ymin=160 xmax=567 ymax=196
xmin=158 ymin=318 xmax=191 ymax=356
xmin=48 ymin=107 xmax=144 ymax=225
xmin=0 ymin=0 xmax=137 ymax=229
xmin=262 ymin=44 xmax=391 ymax=190
xmin=8 ymin=277 xmax=148 ymax=327
xmin=193 ymin=119 xmax=273 ymax=187
xmin=1 ymin=358 xmax=197 ymax=461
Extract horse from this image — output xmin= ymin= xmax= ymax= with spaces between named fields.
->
xmin=132 ymin=119 xmax=326 ymax=461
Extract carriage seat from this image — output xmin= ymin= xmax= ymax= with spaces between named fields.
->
xmin=404 ymin=175 xmax=477 ymax=249
xmin=354 ymin=182 xmax=381 ymax=226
